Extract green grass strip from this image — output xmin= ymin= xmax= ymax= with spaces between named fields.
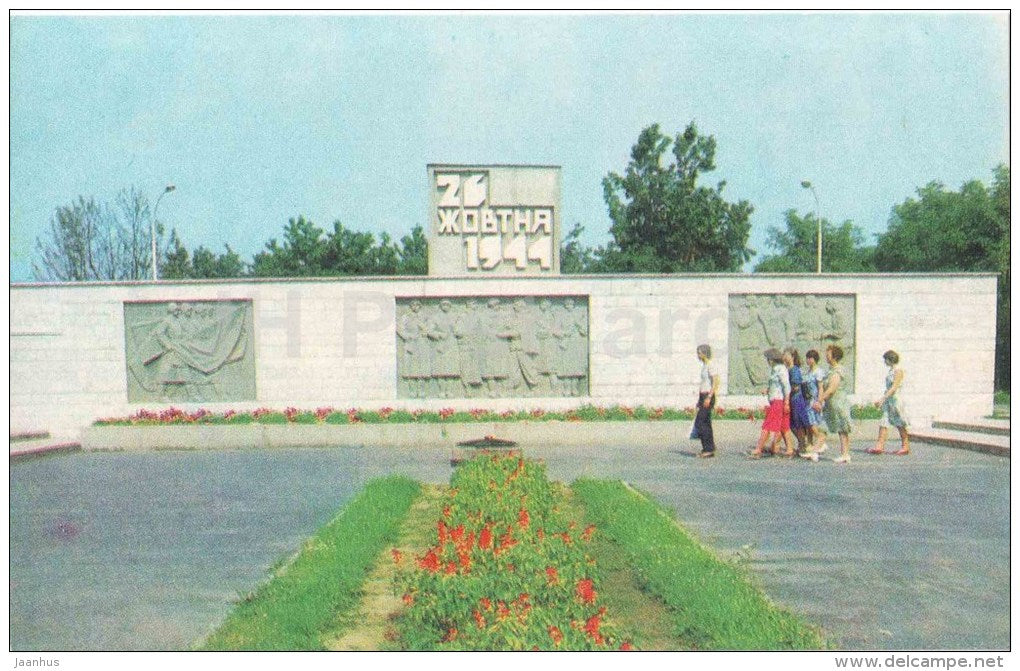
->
xmin=571 ymin=479 xmax=826 ymax=651
xmin=199 ymin=476 xmax=421 ymax=651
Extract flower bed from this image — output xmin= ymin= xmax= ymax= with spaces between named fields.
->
xmin=393 ymin=452 xmax=633 ymax=651
xmin=94 ymin=404 xmax=883 ymax=426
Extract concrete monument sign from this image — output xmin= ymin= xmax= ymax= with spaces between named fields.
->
xmin=396 ymin=296 xmax=588 ymax=398
xmin=427 ymin=164 xmax=561 ymax=276
xmin=124 ymin=300 xmax=256 ymax=402
xmin=728 ymin=293 xmax=856 ymax=394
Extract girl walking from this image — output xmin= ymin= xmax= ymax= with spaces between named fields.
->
xmin=867 ymin=350 xmax=910 ymax=455
xmin=750 ymin=348 xmax=791 ymax=458
xmin=786 ymin=348 xmax=811 ymax=454
xmin=799 ymin=349 xmax=826 ymax=461
xmin=814 ymin=345 xmax=852 ymax=464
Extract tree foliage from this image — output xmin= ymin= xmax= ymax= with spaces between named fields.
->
xmin=875 ymin=165 xmax=1010 ymax=388
xmin=161 ymin=231 xmax=246 ymax=280
xmin=755 ymin=210 xmax=875 ymax=273
xmin=33 ymin=187 xmax=170 ymax=281
xmin=250 ymin=216 xmax=427 ymax=278
xmin=599 ymin=123 xmax=754 ymax=272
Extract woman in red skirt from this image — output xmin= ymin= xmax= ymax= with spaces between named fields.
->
xmin=750 ymin=348 xmax=791 ymax=458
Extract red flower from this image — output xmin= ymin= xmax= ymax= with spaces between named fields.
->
xmin=560 ymin=532 xmax=572 ymax=545
xmin=620 ymin=641 xmax=635 ymax=651
xmin=402 ymin=593 xmax=414 ymax=606
xmin=457 ymin=531 xmax=475 ymax=554
xmin=496 ymin=601 xmax=510 ymax=620
xmin=443 ymin=505 xmax=452 ymax=518
xmin=417 ymin=549 xmax=440 ymax=573
xmin=536 ymin=528 xmax=545 ymax=541
xmin=391 ymin=549 xmax=403 ymax=565
xmin=458 ymin=551 xmax=472 ymax=571
xmin=479 ymin=525 xmax=493 ymax=550
xmin=585 ymin=614 xmax=604 ymax=645
xmin=576 ymin=578 xmax=597 ymax=604
xmin=437 ymin=521 xmax=448 ymax=546
xmin=581 ymin=524 xmax=596 ymax=541
xmin=442 ymin=627 xmax=458 ymax=642
xmin=451 ymin=524 xmax=465 ymax=542
xmin=548 ymin=626 xmax=564 ymax=646
xmin=473 ymin=610 xmax=486 ymax=629
xmin=518 ymin=508 xmax=530 ymax=530
xmin=545 ymin=566 xmax=559 ymax=584
xmin=495 ymin=531 xmax=518 ymax=555
xmin=445 ymin=561 xmax=457 ymax=575
xmin=479 ymin=597 xmax=492 ymax=611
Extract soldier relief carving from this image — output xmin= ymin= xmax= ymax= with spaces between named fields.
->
xmin=396 ymin=296 xmax=590 ymax=398
xmin=728 ymin=293 xmax=856 ymax=394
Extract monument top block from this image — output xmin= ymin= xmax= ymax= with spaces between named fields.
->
xmin=426 ymin=164 xmax=562 ymax=277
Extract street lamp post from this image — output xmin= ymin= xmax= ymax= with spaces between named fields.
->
xmin=801 ymin=180 xmax=821 ymax=274
xmin=150 ymin=184 xmax=176 ymax=281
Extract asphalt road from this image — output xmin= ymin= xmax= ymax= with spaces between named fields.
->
xmin=9 ymin=440 xmax=1008 ymax=651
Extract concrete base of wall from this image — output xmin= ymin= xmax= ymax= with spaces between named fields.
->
xmin=81 ymin=419 xmax=886 ymax=452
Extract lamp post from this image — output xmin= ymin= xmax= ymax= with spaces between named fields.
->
xmin=801 ymin=180 xmax=821 ymax=274
xmin=150 ymin=184 xmax=176 ymax=281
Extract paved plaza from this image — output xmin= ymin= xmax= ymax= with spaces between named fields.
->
xmin=9 ymin=439 xmax=1008 ymax=651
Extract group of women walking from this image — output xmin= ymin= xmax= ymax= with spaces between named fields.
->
xmin=693 ymin=344 xmax=910 ymax=462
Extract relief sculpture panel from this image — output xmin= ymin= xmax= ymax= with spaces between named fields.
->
xmin=124 ymin=300 xmax=256 ymax=402
xmin=728 ymin=294 xmax=855 ymax=394
xmin=396 ymin=296 xmax=589 ymax=399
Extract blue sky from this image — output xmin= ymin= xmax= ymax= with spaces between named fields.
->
xmin=9 ymin=12 xmax=1009 ymax=281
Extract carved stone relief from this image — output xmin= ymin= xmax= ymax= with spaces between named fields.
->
xmin=124 ymin=300 xmax=256 ymax=402
xmin=396 ymin=296 xmax=589 ymax=398
xmin=727 ymin=294 xmax=855 ymax=394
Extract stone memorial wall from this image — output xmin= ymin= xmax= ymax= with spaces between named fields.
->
xmin=9 ymin=273 xmax=998 ymax=439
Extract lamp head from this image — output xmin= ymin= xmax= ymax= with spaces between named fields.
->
xmin=800 ymin=180 xmax=812 ymax=189
xmin=165 ymin=184 xmax=176 ymax=193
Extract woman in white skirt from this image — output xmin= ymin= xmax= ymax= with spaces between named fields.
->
xmin=867 ymin=350 xmax=910 ymax=455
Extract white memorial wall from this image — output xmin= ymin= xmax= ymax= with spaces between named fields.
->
xmin=9 ymin=273 xmax=997 ymax=439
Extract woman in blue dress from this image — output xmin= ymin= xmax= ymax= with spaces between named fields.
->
xmin=799 ymin=349 xmax=825 ymax=462
xmin=785 ymin=348 xmax=811 ymax=455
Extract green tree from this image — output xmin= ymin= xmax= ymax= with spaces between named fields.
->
xmin=601 ymin=123 xmax=754 ymax=272
xmin=251 ymin=216 xmax=429 ymax=277
xmin=755 ymin=210 xmax=876 ymax=272
xmin=161 ymin=230 xmax=193 ymax=279
xmin=559 ymin=222 xmax=600 ymax=274
xmin=251 ymin=216 xmax=326 ymax=277
xmin=396 ymin=225 xmax=428 ymax=275
xmin=875 ymin=166 xmax=1010 ymax=389
xmin=192 ymin=244 xmax=246 ymax=278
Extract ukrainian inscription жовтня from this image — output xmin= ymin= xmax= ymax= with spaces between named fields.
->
xmin=427 ymin=164 xmax=561 ymax=276
xmin=123 ymin=300 xmax=256 ymax=402
xmin=727 ymin=293 xmax=856 ymax=394
xmin=395 ymin=296 xmax=589 ymax=399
